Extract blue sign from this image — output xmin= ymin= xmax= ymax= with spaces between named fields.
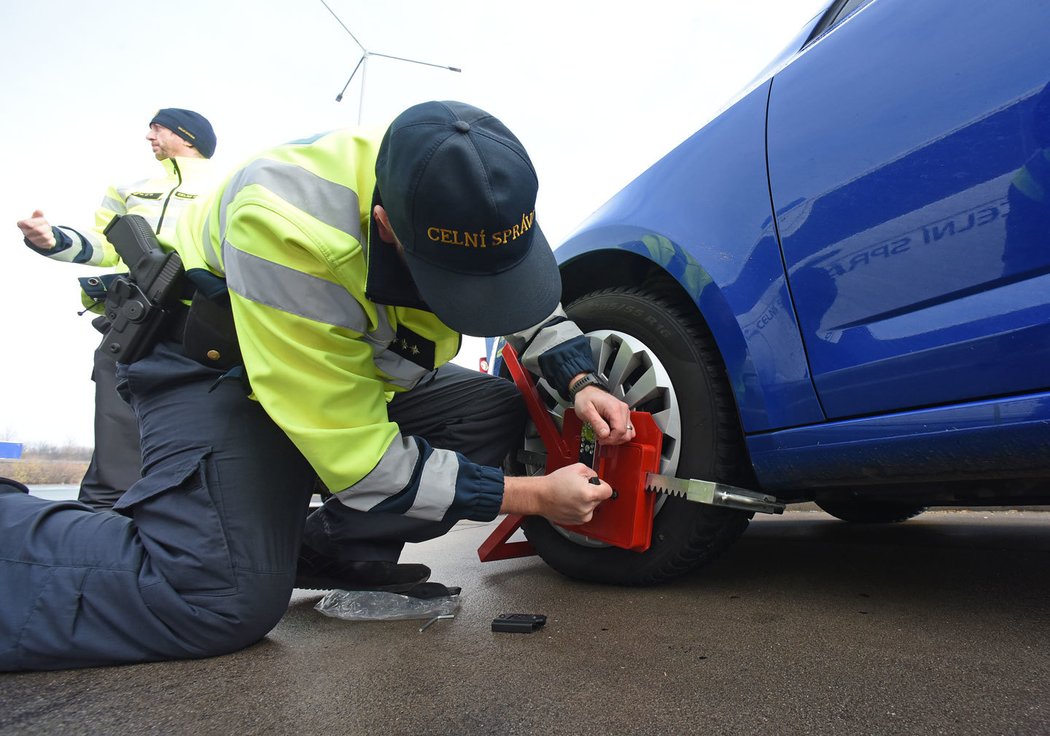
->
xmin=0 ymin=442 xmax=23 ymax=460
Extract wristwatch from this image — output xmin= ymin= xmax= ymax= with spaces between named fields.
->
xmin=568 ymin=372 xmax=610 ymax=400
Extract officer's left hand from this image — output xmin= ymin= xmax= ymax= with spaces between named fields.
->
xmin=572 ymin=386 xmax=635 ymax=445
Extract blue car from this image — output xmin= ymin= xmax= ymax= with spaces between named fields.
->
xmin=512 ymin=0 xmax=1050 ymax=584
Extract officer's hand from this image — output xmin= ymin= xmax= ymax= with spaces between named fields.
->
xmin=537 ymin=463 xmax=612 ymax=526
xmin=573 ymin=385 xmax=635 ymax=445
xmin=16 ymin=210 xmax=56 ymax=250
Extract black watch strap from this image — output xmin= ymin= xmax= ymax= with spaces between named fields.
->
xmin=568 ymin=372 xmax=609 ymax=399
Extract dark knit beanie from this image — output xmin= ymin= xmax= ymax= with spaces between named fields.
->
xmin=150 ymin=108 xmax=217 ymax=158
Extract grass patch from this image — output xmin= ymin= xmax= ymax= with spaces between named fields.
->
xmin=0 ymin=445 xmax=91 ymax=485
xmin=0 ymin=459 xmax=89 ymax=485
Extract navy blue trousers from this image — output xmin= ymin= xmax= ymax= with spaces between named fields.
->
xmin=304 ymin=360 xmax=527 ymax=561
xmin=78 ymin=344 xmax=143 ymax=510
xmin=0 ymin=341 xmax=523 ymax=671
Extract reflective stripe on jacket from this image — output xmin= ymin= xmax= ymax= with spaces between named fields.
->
xmin=43 ymin=156 xmax=215 ymax=266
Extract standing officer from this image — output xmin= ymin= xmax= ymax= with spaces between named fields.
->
xmin=0 ymin=101 xmax=632 ymax=672
xmin=15 ymin=108 xmax=217 ymax=510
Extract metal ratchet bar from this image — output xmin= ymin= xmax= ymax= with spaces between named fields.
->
xmin=645 ymin=473 xmax=785 ymax=515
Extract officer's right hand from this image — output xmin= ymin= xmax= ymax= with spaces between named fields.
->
xmin=16 ymin=210 xmax=56 ymax=249
xmin=537 ymin=463 xmax=613 ymax=526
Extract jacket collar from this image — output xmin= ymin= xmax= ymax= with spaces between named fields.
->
xmin=160 ymin=155 xmax=212 ymax=179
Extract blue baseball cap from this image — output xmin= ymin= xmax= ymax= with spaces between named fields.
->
xmin=370 ymin=101 xmax=560 ymax=337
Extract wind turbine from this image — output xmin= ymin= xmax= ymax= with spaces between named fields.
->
xmin=319 ymin=0 xmax=462 ymax=124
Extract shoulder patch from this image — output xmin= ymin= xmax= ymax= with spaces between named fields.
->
xmin=389 ymin=323 xmax=436 ymax=369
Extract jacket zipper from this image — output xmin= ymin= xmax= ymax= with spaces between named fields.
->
xmin=156 ymin=159 xmax=183 ymax=234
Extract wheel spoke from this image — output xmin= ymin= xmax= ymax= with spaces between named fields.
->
xmin=621 ymin=364 xmax=663 ymax=409
xmin=601 ymin=338 xmax=636 ymax=392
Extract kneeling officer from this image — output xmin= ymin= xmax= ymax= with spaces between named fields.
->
xmin=0 ymin=101 xmax=633 ymax=671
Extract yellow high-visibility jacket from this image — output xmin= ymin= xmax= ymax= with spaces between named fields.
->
xmin=28 ymin=156 xmax=215 ymax=266
xmin=175 ymin=128 xmax=594 ymax=522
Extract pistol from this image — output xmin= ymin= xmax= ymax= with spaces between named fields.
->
xmin=99 ymin=214 xmax=184 ymax=363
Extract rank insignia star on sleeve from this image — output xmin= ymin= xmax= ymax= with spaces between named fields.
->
xmin=390 ymin=324 xmax=435 ymax=368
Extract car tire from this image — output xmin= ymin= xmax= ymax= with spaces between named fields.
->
xmin=520 ymin=286 xmax=752 ymax=585
xmin=816 ymin=499 xmax=926 ymax=523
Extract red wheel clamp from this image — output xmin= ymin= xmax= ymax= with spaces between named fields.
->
xmin=477 ymin=344 xmax=663 ymax=562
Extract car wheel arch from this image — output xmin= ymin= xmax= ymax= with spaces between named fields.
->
xmin=559 ymin=244 xmax=763 ymax=435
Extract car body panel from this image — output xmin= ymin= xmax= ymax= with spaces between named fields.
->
xmin=558 ymin=83 xmax=825 ymax=433
xmin=768 ymin=0 xmax=1050 ymax=418
xmin=554 ymin=0 xmax=1050 ymax=496
xmin=748 ymin=391 xmax=1050 ymax=492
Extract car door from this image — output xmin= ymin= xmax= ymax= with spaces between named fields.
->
xmin=766 ymin=0 xmax=1050 ymax=419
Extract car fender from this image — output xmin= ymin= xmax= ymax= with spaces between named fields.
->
xmin=556 ymin=81 xmax=823 ymax=432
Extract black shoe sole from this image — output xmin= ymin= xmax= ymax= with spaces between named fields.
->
xmin=294 ymin=574 xmax=430 ymax=593
xmin=400 ymin=582 xmax=462 ymax=599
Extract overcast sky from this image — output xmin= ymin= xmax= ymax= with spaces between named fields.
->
xmin=0 ymin=0 xmax=827 ymax=446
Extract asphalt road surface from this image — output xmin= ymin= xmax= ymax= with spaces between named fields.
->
xmin=2 ymin=509 xmax=1048 ymax=735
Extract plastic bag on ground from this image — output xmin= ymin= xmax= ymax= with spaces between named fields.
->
xmin=315 ymin=589 xmax=460 ymax=621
